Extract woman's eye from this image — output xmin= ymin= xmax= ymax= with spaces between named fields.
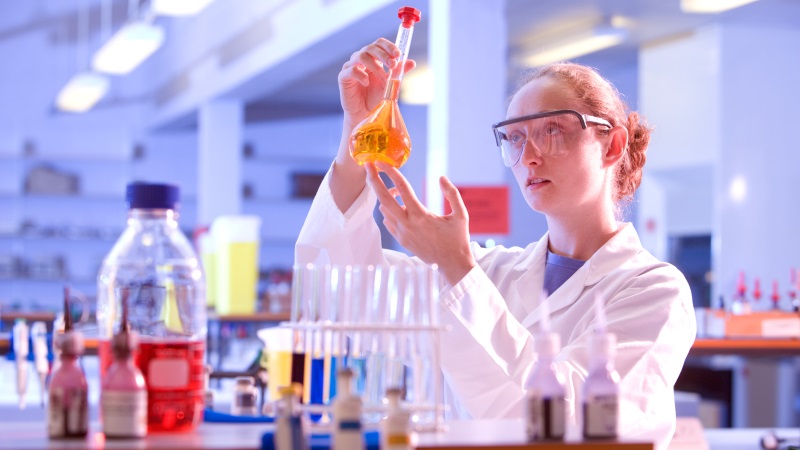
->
xmin=545 ymin=125 xmax=562 ymax=136
xmin=509 ymin=133 xmax=525 ymax=145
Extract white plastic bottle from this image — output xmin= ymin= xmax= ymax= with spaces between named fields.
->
xmin=274 ymin=384 xmax=308 ymax=450
xmin=381 ymin=387 xmax=413 ymax=450
xmin=524 ymin=332 xmax=566 ymax=441
xmin=332 ymin=368 xmax=364 ymax=450
xmin=101 ymin=290 xmax=147 ymax=439
xmin=582 ymin=332 xmax=620 ymax=440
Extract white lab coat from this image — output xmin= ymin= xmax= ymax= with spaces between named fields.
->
xmin=296 ymin=169 xmax=696 ymax=450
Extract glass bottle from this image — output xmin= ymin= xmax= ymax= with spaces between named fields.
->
xmin=349 ymin=6 xmax=421 ymax=168
xmin=101 ymin=288 xmax=147 ymax=439
xmin=97 ymin=182 xmax=206 ymax=432
xmin=524 ymin=332 xmax=566 ymax=442
xmin=232 ymin=376 xmax=258 ymax=416
xmin=582 ymin=332 xmax=620 ymax=440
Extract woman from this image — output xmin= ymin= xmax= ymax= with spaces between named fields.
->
xmin=296 ymin=38 xmax=696 ymax=449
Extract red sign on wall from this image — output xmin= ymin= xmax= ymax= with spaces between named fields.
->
xmin=445 ymin=185 xmax=509 ymax=235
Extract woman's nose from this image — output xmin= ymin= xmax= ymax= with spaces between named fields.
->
xmin=519 ymin=139 xmax=543 ymax=165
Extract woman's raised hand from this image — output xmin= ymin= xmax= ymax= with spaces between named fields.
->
xmin=366 ymin=162 xmax=477 ymax=286
xmin=338 ymin=38 xmax=416 ymax=128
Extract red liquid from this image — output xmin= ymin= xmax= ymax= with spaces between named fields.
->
xmin=99 ymin=339 xmax=205 ymax=432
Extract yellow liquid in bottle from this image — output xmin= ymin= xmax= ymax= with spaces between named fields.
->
xmin=349 ymin=80 xmax=411 ymax=168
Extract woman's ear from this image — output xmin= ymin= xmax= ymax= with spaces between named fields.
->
xmin=602 ymin=126 xmax=628 ymax=168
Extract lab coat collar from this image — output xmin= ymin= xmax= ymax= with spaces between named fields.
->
xmin=517 ymin=222 xmax=640 ymax=329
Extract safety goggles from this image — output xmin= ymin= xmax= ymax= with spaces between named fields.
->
xmin=491 ymin=109 xmax=612 ymax=167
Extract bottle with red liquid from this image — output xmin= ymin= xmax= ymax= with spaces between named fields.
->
xmin=101 ymin=288 xmax=147 ymax=438
xmin=349 ymin=6 xmax=421 ymax=168
xmin=48 ymin=287 xmax=88 ymax=439
xmin=97 ymin=182 xmax=206 ymax=432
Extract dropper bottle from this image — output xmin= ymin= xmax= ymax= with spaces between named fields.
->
xmin=582 ymin=294 xmax=620 ymax=439
xmin=101 ymin=288 xmax=147 ymax=438
xmin=524 ymin=295 xmax=566 ymax=441
xmin=582 ymin=333 xmax=620 ymax=439
xmin=349 ymin=6 xmax=421 ymax=168
xmin=47 ymin=287 xmax=88 ymax=439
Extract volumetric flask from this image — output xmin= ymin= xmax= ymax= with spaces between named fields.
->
xmin=349 ymin=6 xmax=421 ymax=168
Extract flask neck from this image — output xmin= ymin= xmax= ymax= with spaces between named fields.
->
xmin=383 ymin=79 xmax=402 ymax=102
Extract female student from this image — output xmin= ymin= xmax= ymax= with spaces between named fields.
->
xmin=295 ymin=38 xmax=695 ymax=449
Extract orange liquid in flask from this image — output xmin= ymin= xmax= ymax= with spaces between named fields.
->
xmin=350 ymin=80 xmax=411 ymax=168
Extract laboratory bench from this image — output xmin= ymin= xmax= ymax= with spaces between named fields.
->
xmin=0 ymin=419 xmax=655 ymax=450
xmin=1 ymin=417 xmax=795 ymax=450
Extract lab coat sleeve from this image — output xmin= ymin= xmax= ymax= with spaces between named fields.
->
xmin=437 ymin=262 xmax=536 ymax=419
xmin=295 ymin=167 xmax=419 ymax=268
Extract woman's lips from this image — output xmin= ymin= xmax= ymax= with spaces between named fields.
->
xmin=526 ymin=177 xmax=550 ymax=190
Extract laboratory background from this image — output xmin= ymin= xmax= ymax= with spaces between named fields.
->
xmin=0 ymin=0 xmax=799 ymax=449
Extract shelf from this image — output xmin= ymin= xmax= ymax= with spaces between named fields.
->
xmin=209 ymin=311 xmax=290 ymax=323
xmin=690 ymin=337 xmax=800 ymax=357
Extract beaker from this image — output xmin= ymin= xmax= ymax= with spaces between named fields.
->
xmin=349 ymin=6 xmax=421 ymax=168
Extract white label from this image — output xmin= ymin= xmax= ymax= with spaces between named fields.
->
xmin=526 ymin=395 xmax=565 ymax=440
xmin=147 ymin=358 xmax=189 ymax=388
xmin=102 ymin=390 xmax=148 ymax=437
xmin=762 ymin=318 xmax=800 ymax=337
xmin=48 ymin=386 xmax=88 ymax=438
xmin=583 ymin=395 xmax=619 ymax=437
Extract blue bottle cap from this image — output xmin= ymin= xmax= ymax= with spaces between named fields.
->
xmin=126 ymin=182 xmax=180 ymax=210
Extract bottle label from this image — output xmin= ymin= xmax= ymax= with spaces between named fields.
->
xmin=48 ymin=386 xmax=88 ymax=438
xmin=102 ymin=390 xmax=148 ymax=437
xmin=583 ymin=395 xmax=619 ymax=438
xmin=526 ymin=395 xmax=565 ymax=440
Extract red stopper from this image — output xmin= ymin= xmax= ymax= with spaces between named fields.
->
xmin=772 ymin=280 xmax=781 ymax=303
xmin=398 ymin=6 xmax=421 ymax=28
xmin=753 ymin=277 xmax=762 ymax=301
xmin=737 ymin=271 xmax=746 ymax=296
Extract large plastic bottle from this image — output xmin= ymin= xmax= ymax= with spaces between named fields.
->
xmin=97 ymin=182 xmax=206 ymax=432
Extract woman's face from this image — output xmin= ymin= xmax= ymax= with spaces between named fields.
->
xmin=508 ymin=77 xmax=611 ymax=218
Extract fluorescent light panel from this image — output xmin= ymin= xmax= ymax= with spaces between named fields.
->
xmin=152 ymin=0 xmax=215 ymax=16
xmin=56 ymin=72 xmax=110 ymax=113
xmin=681 ymin=0 xmax=758 ymax=13
xmin=524 ymin=27 xmax=627 ymax=67
xmin=92 ymin=21 xmax=165 ymax=75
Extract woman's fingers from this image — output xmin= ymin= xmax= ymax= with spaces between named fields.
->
xmin=365 ymin=163 xmax=407 ymax=218
xmin=440 ymin=176 xmax=468 ymax=220
xmin=375 ymin=162 xmax=424 ymax=214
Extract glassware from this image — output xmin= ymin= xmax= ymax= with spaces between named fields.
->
xmin=232 ymin=376 xmax=259 ymax=416
xmin=97 ymin=182 xmax=206 ymax=432
xmin=349 ymin=7 xmax=421 ymax=168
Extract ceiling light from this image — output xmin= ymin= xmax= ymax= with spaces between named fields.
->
xmin=152 ymin=0 xmax=215 ymax=16
xmin=523 ymin=26 xmax=627 ymax=67
xmin=56 ymin=72 xmax=110 ymax=113
xmin=92 ymin=21 xmax=165 ymax=75
xmin=400 ymin=66 xmax=434 ymax=105
xmin=681 ymin=0 xmax=758 ymax=13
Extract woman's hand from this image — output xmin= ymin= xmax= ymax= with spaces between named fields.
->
xmin=338 ymin=38 xmax=416 ymax=128
xmin=331 ymin=39 xmax=415 ymax=213
xmin=366 ymin=162 xmax=476 ymax=286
